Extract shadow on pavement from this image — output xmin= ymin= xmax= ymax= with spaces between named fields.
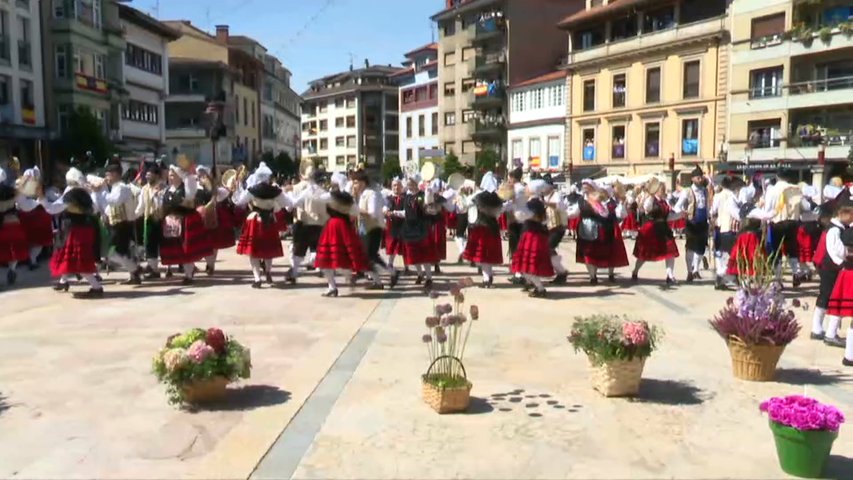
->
xmin=630 ymin=379 xmax=709 ymax=406
xmin=465 ymin=397 xmax=495 ymax=415
xmin=0 ymin=393 xmax=9 ymax=415
xmin=187 ymin=385 xmax=291 ymax=413
xmin=824 ymin=455 xmax=853 ymax=479
xmin=774 ymin=368 xmax=851 ymax=386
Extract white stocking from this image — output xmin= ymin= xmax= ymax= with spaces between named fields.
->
xmin=206 ymin=251 xmax=218 ymax=269
xmin=551 ymin=254 xmax=567 ymax=274
xmin=826 ymin=316 xmax=841 ymax=340
xmin=812 ymin=308 xmax=827 ymax=336
xmin=59 ymin=274 xmax=70 ymax=284
xmin=481 ymin=264 xmax=494 ymax=282
xmin=290 ymin=255 xmax=303 ymax=278
xmin=323 ymin=269 xmax=337 ymax=290
xmin=715 ymin=251 xmax=730 ymax=277
xmin=685 ymin=251 xmax=695 ymax=274
xmin=29 ymin=246 xmax=41 ymax=264
xmin=846 ymin=328 xmax=853 ymax=360
xmin=788 ymin=258 xmax=801 ymax=276
xmin=387 ymin=254 xmax=397 ymax=270
xmin=250 ymin=258 xmax=262 ymax=282
xmin=525 ymin=274 xmax=544 ymax=290
xmin=691 ymin=252 xmax=702 ymax=274
xmin=183 ymin=263 xmax=195 ymax=279
xmin=82 ymin=274 xmax=102 ymax=289
xmin=149 ymin=257 xmax=159 ymax=270
xmin=423 ymin=265 xmax=433 ymax=280
xmin=109 ymin=253 xmax=137 ymax=278
xmin=665 ymin=258 xmax=675 ymax=279
xmin=264 ymin=258 xmax=273 ymax=274
xmin=586 ymin=264 xmax=597 ymax=280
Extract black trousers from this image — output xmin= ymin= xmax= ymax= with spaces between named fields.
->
xmin=817 ymin=268 xmax=841 ymax=309
xmin=548 ymin=227 xmax=566 ymax=255
xmin=455 ymin=214 xmax=469 ymax=239
xmin=508 ymin=222 xmax=522 ymax=257
xmin=770 ymin=221 xmax=800 ymax=262
xmin=685 ymin=221 xmax=710 ymax=255
xmin=363 ymin=227 xmax=387 ymax=270
xmin=292 ymin=222 xmax=323 ymax=257
xmin=144 ymin=219 xmax=162 ymax=259
xmin=110 ymin=221 xmax=134 ymax=257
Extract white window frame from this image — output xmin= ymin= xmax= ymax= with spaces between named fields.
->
xmin=55 ymin=44 xmax=67 ymax=79
xmin=511 ymin=138 xmax=523 ymax=162
xmin=547 ymin=135 xmax=561 ymax=167
xmin=681 ymin=117 xmax=700 ymax=157
xmin=93 ymin=0 xmax=102 ymax=29
xmin=94 ymin=54 xmax=104 ymax=79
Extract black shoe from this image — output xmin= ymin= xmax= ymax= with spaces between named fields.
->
xmin=177 ymin=265 xmax=184 ymax=274
xmin=666 ymin=276 xmax=677 ymax=286
xmin=143 ymin=265 xmax=155 ymax=275
xmin=73 ymin=288 xmax=104 ymax=299
xmin=181 ymin=277 xmax=194 ymax=286
xmin=305 ymin=265 xmax=316 ymax=272
xmin=843 ymin=357 xmax=853 ymax=367
xmin=522 ymin=282 xmax=532 ymax=292
xmin=266 ymin=272 xmax=273 ymax=284
xmin=366 ymin=283 xmax=385 ymax=291
xmin=251 ymin=281 xmax=262 ymax=289
xmin=322 ymin=288 xmax=339 ymax=298
xmin=509 ymin=276 xmax=524 ymax=285
xmin=206 ymin=265 xmax=215 ymax=277
xmin=123 ymin=274 xmax=142 ymax=286
xmin=550 ymin=273 xmax=568 ymax=285
xmin=457 ymin=254 xmax=464 ymax=264
xmin=793 ymin=274 xmax=803 ymax=288
xmin=686 ymin=272 xmax=695 ymax=283
xmin=488 ymin=276 xmax=494 ymax=289
xmin=590 ymin=277 xmax=598 ymax=286
xmin=75 ymin=274 xmax=83 ymax=281
xmin=824 ymin=336 xmax=846 ymax=348
xmin=404 ymin=268 xmax=412 ymax=276
xmin=416 ymin=275 xmax=423 ymax=285
xmin=608 ymin=273 xmax=616 ymax=283
xmin=94 ymin=274 xmax=103 ymax=282
xmin=28 ymin=262 xmax=39 ymax=271
xmin=529 ymin=289 xmax=547 ymax=298
xmin=284 ymin=272 xmax=297 ymax=285
xmin=423 ymin=279 xmax=433 ymax=290
xmin=53 ymin=282 xmax=69 ymax=292
xmin=165 ymin=269 xmax=173 ymax=278
xmin=6 ymin=270 xmax=16 ymax=285
xmin=389 ymin=271 xmax=400 ymax=289
xmin=144 ymin=271 xmax=161 ymax=280
xmin=355 ymin=271 xmax=366 ymax=280
xmin=694 ymin=271 xmax=702 ymax=280
xmin=434 ymin=265 xmax=441 ymax=274
xmin=810 ymin=332 xmax=825 ymax=341
xmin=702 ymin=257 xmax=709 ymax=270
xmin=631 ymin=272 xmax=639 ymax=282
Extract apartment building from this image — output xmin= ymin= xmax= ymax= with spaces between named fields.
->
xmin=396 ymin=43 xmax=440 ymax=168
xmin=117 ymin=4 xmax=179 ymax=158
xmin=431 ymin=0 xmax=583 ymax=165
xmin=301 ymin=62 xmax=404 ymax=173
xmin=222 ymin=28 xmax=263 ymax=164
xmin=560 ymin=0 xmax=729 ymax=179
xmin=727 ymin=0 xmax=853 ymax=184
xmin=507 ymin=71 xmax=567 ymax=175
xmin=42 ymin=0 xmax=126 ymax=145
xmin=0 ymin=0 xmax=46 ymax=166
xmin=162 ymin=20 xmax=235 ymax=167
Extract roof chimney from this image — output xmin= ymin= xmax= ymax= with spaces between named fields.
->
xmin=215 ymin=25 xmax=229 ymax=44
xmin=364 ymin=59 xmax=370 ymax=68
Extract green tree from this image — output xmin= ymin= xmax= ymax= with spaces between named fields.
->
xmin=382 ymin=154 xmax=403 ymax=184
xmin=474 ymin=149 xmax=501 ymax=182
xmin=441 ymin=152 xmax=463 ymax=178
xmin=58 ymin=107 xmax=114 ymax=173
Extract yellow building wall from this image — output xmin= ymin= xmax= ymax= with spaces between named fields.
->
xmin=234 ymin=83 xmax=260 ymax=153
xmin=568 ymin=41 xmax=724 ymax=174
xmin=167 ymin=29 xmax=229 ymax=64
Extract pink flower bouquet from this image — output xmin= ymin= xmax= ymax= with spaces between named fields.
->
xmin=760 ymin=395 xmax=845 ymax=432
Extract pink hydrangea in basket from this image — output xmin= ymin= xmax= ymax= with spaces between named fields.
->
xmin=760 ymin=395 xmax=845 ymax=478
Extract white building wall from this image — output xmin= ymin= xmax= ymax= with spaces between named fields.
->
xmin=0 ymin=0 xmax=45 ymax=128
xmin=400 ymin=106 xmax=439 ymax=164
xmin=508 ymin=80 xmax=566 ymax=125
xmin=302 ymin=94 xmax=360 ymax=172
xmin=507 ymin=124 xmax=565 ymax=173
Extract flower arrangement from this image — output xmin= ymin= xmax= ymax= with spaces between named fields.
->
xmin=567 ymin=315 xmax=661 ymax=366
xmin=152 ymin=327 xmax=251 ymax=405
xmin=422 ymin=277 xmax=478 ymax=390
xmin=761 ymin=395 xmax=846 ymax=432
xmin=710 ymin=284 xmax=801 ymax=346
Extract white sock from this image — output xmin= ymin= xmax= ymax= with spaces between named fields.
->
xmin=206 ymin=251 xmax=217 ymax=269
xmin=388 ymin=254 xmax=397 ymax=270
xmin=149 ymin=257 xmax=159 ymax=270
xmin=586 ymin=264 xmax=597 ymax=279
xmin=82 ymin=273 xmax=102 ymax=289
xmin=665 ymin=258 xmax=675 ymax=279
xmin=551 ymin=254 xmax=567 ymax=274
xmin=341 ymin=269 xmax=352 ymax=286
xmin=846 ymin=328 xmax=853 ymax=361
xmin=183 ymin=262 xmax=195 ymax=279
xmin=415 ymin=264 xmax=423 ymax=274
xmin=250 ymin=258 xmax=262 ymax=282
xmin=527 ymin=274 xmax=544 ymax=290
xmin=8 ymin=261 xmax=16 ymax=272
xmin=812 ymin=308 xmax=827 ymax=335
xmin=304 ymin=251 xmax=316 ymax=265
xmin=608 ymin=267 xmax=615 ymax=275
xmin=454 ymin=238 xmax=466 ymax=255
xmin=29 ymin=246 xmax=41 ymax=264
xmin=323 ymin=269 xmax=337 ymax=290
xmin=481 ymin=264 xmax=493 ymax=281
xmin=692 ymin=252 xmax=702 ymax=273
xmin=264 ymin=258 xmax=273 ymax=274
xmin=715 ymin=252 xmax=729 ymax=277
xmin=788 ymin=258 xmax=801 ymax=276
xmin=291 ymin=255 xmax=303 ymax=278
xmin=423 ymin=265 xmax=433 ymax=280
xmin=59 ymin=274 xmax=70 ymax=284
xmin=826 ymin=316 xmax=841 ymax=340
xmin=685 ymin=251 xmax=695 ymax=274
xmin=109 ymin=254 xmax=137 ymax=278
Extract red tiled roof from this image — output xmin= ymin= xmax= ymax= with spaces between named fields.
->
xmin=511 ymin=71 xmax=566 ymax=89
xmin=404 ymin=43 xmax=439 ymax=58
xmin=558 ymin=0 xmax=653 ymax=29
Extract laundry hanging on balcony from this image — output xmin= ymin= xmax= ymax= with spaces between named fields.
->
xmin=474 ymin=80 xmax=500 ymax=97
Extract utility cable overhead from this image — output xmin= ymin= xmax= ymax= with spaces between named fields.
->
xmin=272 ymin=0 xmax=338 ymax=56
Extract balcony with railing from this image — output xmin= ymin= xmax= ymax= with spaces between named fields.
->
xmin=473 ymin=50 xmax=506 ymax=77
xmin=471 ymin=83 xmax=505 ymax=110
xmin=472 ymin=13 xmax=506 ymax=44
xmin=471 ymin=116 xmax=506 ymax=142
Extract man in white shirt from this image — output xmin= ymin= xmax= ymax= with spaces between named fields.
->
xmin=674 ymin=166 xmax=711 ymax=282
xmin=287 ymin=170 xmax=329 ymax=283
xmin=762 ymin=169 xmax=809 ymax=286
xmin=351 ymin=170 xmax=397 ymax=289
xmin=710 ymin=176 xmax=741 ymax=290
xmin=99 ymin=162 xmax=141 ymax=284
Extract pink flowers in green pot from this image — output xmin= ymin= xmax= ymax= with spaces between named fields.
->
xmin=152 ymin=327 xmax=252 ymax=406
xmin=760 ymin=395 xmax=845 ymax=432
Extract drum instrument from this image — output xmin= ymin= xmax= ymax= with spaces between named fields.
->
xmin=15 ymin=175 xmax=39 ymax=197
xmin=86 ymin=174 xmax=106 ymax=189
xmin=299 ymin=158 xmax=315 ymax=179
xmin=467 ymin=204 xmax=479 ymax=224
xmin=176 ymin=154 xmax=192 ymax=172
xmin=420 ymin=161 xmax=442 ymax=182
xmin=447 ymin=172 xmax=465 ymax=190
xmin=497 ymin=182 xmax=514 ymax=201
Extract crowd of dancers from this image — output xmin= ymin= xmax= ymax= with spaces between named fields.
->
xmin=0 ymin=157 xmax=851 ymax=364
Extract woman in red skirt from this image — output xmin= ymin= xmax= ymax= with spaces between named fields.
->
xmin=828 ymin=227 xmax=853 ymax=367
xmin=0 ymin=173 xmax=39 ymax=287
xmin=576 ymin=190 xmax=630 ymax=284
xmin=726 ymin=206 xmax=768 ymax=280
xmin=196 ymin=167 xmax=236 ymax=276
xmin=511 ymin=198 xmax=552 ymax=298
xmin=384 ymin=179 xmax=405 ymax=272
xmin=17 ymin=168 xmax=53 ymax=269
xmin=45 ymin=185 xmax=103 ymax=298
xmin=159 ymin=165 xmax=213 ymax=285
xmin=620 ymin=191 xmax=640 ymax=239
xmin=397 ymin=177 xmax=439 ymax=288
xmin=315 ymin=190 xmax=368 ymax=297
xmin=234 ymin=163 xmax=290 ymax=288
xmin=464 ymin=186 xmax=504 ymax=288
xmin=429 ymin=185 xmax=448 ymax=274
xmin=631 ymin=182 xmax=680 ymax=285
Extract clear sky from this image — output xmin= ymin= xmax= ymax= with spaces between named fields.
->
xmin=130 ymin=0 xmax=440 ymax=94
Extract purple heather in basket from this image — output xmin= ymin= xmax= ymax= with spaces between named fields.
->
xmin=760 ymin=395 xmax=845 ymax=432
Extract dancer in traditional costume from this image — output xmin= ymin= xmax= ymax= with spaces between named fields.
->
xmin=352 ymin=170 xmax=396 ymax=290
xmin=505 ymin=168 xmax=526 ymax=285
xmin=16 ymin=167 xmax=53 ymax=269
xmin=196 ymin=166 xmax=235 ymax=276
xmin=621 ymin=189 xmax=640 ymax=239
xmin=451 ymin=183 xmax=474 ymax=263
xmin=726 ymin=205 xmax=772 ymax=279
xmin=631 ymin=179 xmax=680 ymax=285
xmin=464 ymin=172 xmax=503 ymax=288
xmin=0 ymin=169 xmax=41 ymax=287
xmin=674 ymin=166 xmax=711 ymax=282
xmin=44 ymin=179 xmax=103 ymax=298
xmin=831 ymin=227 xmax=853 ymax=366
xmin=136 ymin=162 xmax=164 ymax=279
xmin=811 ymin=191 xmax=851 ymax=349
xmin=396 ymin=175 xmax=439 ymax=289
xmin=428 ymin=179 xmax=448 ymax=274
xmin=314 ymin=190 xmax=369 ymax=297
xmin=797 ymin=183 xmax=821 ymax=279
xmin=763 ymin=169 xmax=808 ymax=286
xmin=99 ymin=162 xmax=142 ymax=284
xmin=511 ymin=198 xmax=553 ymax=298
xmin=234 ymin=163 xmax=290 ymax=288
xmin=542 ymin=177 xmax=570 ymax=284
xmin=287 ymin=169 xmax=328 ymax=284
xmin=384 ymin=178 xmax=405 ymax=273
xmin=710 ymin=176 xmax=740 ymax=290
xmin=159 ymin=162 xmax=212 ymax=285
xmin=576 ymin=187 xmax=629 ymax=284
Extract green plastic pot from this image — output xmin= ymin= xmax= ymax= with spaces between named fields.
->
xmin=769 ymin=420 xmax=838 ymax=478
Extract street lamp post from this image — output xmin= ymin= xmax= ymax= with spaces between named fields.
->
xmin=818 ymin=142 xmax=826 ymax=166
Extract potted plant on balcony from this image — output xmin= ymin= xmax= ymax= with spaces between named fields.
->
xmin=567 ymin=315 xmax=661 ymax=397
xmin=819 ymin=26 xmax=834 ymax=44
xmin=760 ymin=395 xmax=845 ymax=478
xmin=421 ymin=278 xmax=479 ymax=414
xmin=152 ymin=327 xmax=252 ymax=406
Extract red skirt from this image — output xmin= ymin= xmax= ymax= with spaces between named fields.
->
xmin=404 ymin=235 xmax=440 ymax=266
xmin=431 ymin=214 xmax=447 ymax=260
xmin=50 ymin=225 xmax=98 ymax=276
xmin=498 ymin=213 xmax=508 ymax=231
xmin=18 ymin=206 xmax=54 ymax=247
xmin=813 ymin=231 xmax=828 ymax=269
xmin=0 ymin=221 xmax=31 ymax=264
xmin=621 ymin=213 xmax=639 ymax=232
xmin=463 ymin=225 xmax=503 ymax=265
xmin=511 ymin=230 xmax=554 ymax=277
xmin=567 ymin=217 xmax=580 ymax=233
xmin=577 ymin=225 xmax=630 ymax=268
xmin=315 ymin=217 xmax=368 ymax=271
xmin=796 ymin=225 xmax=816 ymax=263
xmin=634 ymin=222 xmax=679 ymax=261
xmin=210 ymin=205 xmax=237 ymax=250
xmin=446 ymin=211 xmax=457 ymax=230
xmin=385 ymin=218 xmax=404 ymax=256
xmin=274 ymin=210 xmax=288 ymax=233
xmin=827 ymin=269 xmax=853 ymax=317
xmin=160 ymin=212 xmax=214 ymax=266
xmin=237 ymin=214 xmax=283 ymax=259
xmin=726 ymin=232 xmax=761 ymax=276
xmin=669 ymin=217 xmax=687 ymax=230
